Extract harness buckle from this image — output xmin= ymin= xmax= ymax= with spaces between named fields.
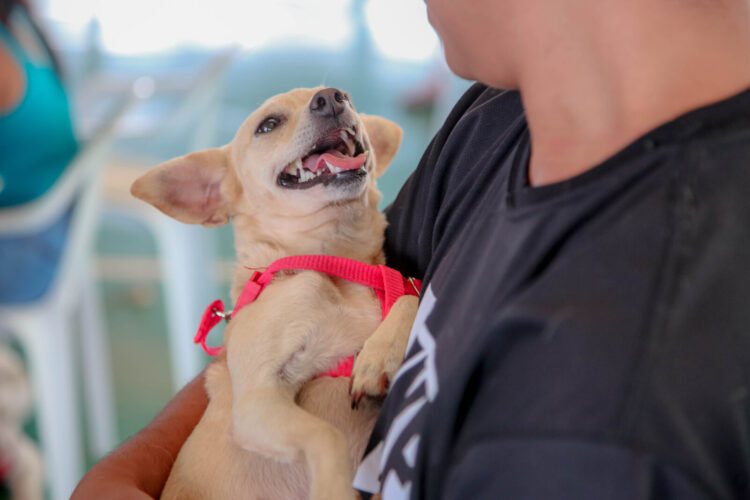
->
xmin=214 ymin=308 xmax=232 ymax=322
xmin=407 ymin=277 xmax=421 ymax=296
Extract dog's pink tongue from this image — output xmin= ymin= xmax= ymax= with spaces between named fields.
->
xmin=302 ymin=150 xmax=367 ymax=173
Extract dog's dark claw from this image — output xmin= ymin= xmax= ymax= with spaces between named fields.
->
xmin=378 ymin=374 xmax=390 ymax=395
xmin=351 ymin=390 xmax=365 ymax=410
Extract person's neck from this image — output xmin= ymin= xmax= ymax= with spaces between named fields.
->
xmin=510 ymin=2 xmax=750 ymax=187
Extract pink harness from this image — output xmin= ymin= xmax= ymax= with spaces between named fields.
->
xmin=195 ymin=255 xmax=421 ymax=378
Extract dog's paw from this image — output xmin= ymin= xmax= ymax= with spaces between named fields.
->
xmin=349 ymin=338 xmax=402 ymax=409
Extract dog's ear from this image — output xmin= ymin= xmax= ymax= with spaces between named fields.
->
xmin=360 ymin=114 xmax=403 ymax=178
xmin=131 ymin=147 xmax=235 ymax=227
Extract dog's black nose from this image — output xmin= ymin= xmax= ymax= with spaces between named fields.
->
xmin=310 ymin=88 xmax=348 ymax=117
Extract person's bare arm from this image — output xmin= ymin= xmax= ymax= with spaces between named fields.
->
xmin=0 ymin=44 xmax=25 ymax=113
xmin=72 ymin=371 xmax=208 ymax=499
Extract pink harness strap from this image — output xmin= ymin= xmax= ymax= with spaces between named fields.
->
xmin=194 ymin=255 xmax=422 ymax=377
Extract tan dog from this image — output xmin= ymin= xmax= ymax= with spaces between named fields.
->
xmin=132 ymin=87 xmax=418 ymax=500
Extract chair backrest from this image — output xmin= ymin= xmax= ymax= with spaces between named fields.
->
xmin=0 ymin=95 xmax=135 ymax=236
xmin=0 ymin=93 xmax=136 ymax=309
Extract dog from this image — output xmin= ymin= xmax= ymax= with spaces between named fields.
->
xmin=0 ymin=344 xmax=43 ymax=500
xmin=131 ymin=87 xmax=418 ymax=500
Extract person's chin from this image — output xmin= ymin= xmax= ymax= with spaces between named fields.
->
xmin=446 ymin=51 xmax=519 ymax=90
xmin=443 ymin=47 xmax=477 ymax=81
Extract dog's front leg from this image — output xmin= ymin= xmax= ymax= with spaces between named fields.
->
xmin=227 ymin=317 xmax=356 ymax=500
xmin=350 ymin=295 xmax=419 ymax=406
xmin=233 ymin=387 xmax=354 ymax=500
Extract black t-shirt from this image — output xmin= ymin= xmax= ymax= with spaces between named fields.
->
xmin=354 ymin=84 xmax=750 ymax=499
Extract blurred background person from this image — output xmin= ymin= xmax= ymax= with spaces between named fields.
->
xmin=0 ymin=0 xmax=78 ymax=303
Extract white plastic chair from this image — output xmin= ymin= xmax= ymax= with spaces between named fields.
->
xmin=0 ymin=94 xmax=135 ymax=500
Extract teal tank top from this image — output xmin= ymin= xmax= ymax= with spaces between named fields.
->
xmin=0 ymin=7 xmax=78 ymax=207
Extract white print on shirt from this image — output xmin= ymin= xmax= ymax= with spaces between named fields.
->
xmin=353 ymin=286 xmax=439 ymax=499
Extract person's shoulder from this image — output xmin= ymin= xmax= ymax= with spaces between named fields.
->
xmin=443 ymin=83 xmax=522 ymax=130
xmin=468 ymin=84 xmax=522 ymax=112
xmin=423 ymin=83 xmax=524 ymax=173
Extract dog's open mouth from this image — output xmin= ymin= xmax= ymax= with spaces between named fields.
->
xmin=277 ymin=127 xmax=368 ymax=189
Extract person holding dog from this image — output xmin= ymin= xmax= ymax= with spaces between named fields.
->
xmin=75 ymin=0 xmax=750 ymax=498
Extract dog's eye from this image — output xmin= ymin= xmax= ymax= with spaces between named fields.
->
xmin=256 ymin=117 xmax=281 ymax=135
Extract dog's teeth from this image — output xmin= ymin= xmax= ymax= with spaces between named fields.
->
xmin=340 ymin=130 xmax=349 ymax=142
xmin=284 ymin=159 xmax=304 ymax=177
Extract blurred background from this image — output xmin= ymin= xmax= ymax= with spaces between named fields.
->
xmin=0 ymin=0 xmax=468 ymax=498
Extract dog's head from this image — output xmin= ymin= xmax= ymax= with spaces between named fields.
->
xmin=131 ymin=87 xmax=402 ymax=232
